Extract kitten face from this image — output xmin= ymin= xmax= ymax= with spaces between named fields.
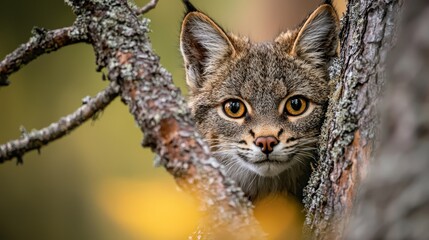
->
xmin=180 ymin=3 xmax=338 ymax=200
xmin=195 ymin=44 xmax=328 ymax=177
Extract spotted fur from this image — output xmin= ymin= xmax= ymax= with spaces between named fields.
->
xmin=180 ymin=2 xmax=339 ymax=202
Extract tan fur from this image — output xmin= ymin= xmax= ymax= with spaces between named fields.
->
xmin=180 ymin=3 xmax=339 ymax=202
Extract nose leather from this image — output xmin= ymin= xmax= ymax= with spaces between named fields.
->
xmin=254 ymin=136 xmax=279 ymax=154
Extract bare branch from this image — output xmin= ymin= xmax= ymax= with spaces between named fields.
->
xmin=135 ymin=0 xmax=159 ymax=15
xmin=0 ymin=25 xmax=87 ymax=86
xmin=0 ymin=82 xmax=119 ymax=163
xmin=66 ymin=0 xmax=265 ymax=238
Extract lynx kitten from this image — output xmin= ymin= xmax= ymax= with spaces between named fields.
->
xmin=180 ymin=1 xmax=339 ymax=202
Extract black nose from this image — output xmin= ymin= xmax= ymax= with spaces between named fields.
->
xmin=254 ymin=136 xmax=279 ymax=154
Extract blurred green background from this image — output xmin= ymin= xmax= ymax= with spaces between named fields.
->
xmin=0 ymin=0 xmax=344 ymax=239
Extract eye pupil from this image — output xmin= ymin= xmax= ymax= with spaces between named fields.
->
xmin=229 ymin=101 xmax=241 ymax=113
xmin=290 ymin=98 xmax=302 ymax=111
xmin=285 ymin=96 xmax=308 ymax=116
xmin=223 ymin=99 xmax=246 ymax=118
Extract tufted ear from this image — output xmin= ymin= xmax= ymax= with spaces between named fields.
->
xmin=291 ymin=4 xmax=339 ymax=67
xmin=180 ymin=11 xmax=235 ymax=90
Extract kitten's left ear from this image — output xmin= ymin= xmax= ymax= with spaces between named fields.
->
xmin=180 ymin=11 xmax=235 ymax=90
xmin=291 ymin=4 xmax=339 ymax=66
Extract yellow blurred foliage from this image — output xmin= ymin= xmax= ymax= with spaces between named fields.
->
xmin=96 ymin=178 xmax=200 ymax=240
xmin=254 ymin=195 xmax=304 ymax=240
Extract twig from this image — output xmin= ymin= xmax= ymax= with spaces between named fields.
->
xmin=135 ymin=0 xmax=159 ymax=15
xmin=0 ymin=25 xmax=87 ymax=86
xmin=0 ymin=82 xmax=119 ymax=163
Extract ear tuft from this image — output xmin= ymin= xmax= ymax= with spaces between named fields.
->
xmin=180 ymin=12 xmax=235 ymax=90
xmin=182 ymin=0 xmax=198 ymax=14
xmin=291 ymin=4 xmax=339 ymax=66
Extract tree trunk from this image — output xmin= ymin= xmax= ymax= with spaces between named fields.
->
xmin=347 ymin=0 xmax=429 ymax=238
xmin=303 ymin=0 xmax=402 ymax=239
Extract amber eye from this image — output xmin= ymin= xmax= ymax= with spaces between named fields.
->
xmin=285 ymin=96 xmax=308 ymax=116
xmin=223 ymin=99 xmax=246 ymax=118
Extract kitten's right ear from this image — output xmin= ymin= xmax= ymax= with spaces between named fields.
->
xmin=180 ymin=10 xmax=235 ymax=90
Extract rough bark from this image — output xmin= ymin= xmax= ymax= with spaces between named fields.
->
xmin=347 ymin=0 xmax=429 ymax=238
xmin=303 ymin=0 xmax=402 ymax=239
xmin=65 ymin=0 xmax=265 ymax=238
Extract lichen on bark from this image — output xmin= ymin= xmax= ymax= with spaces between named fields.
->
xmin=303 ymin=0 xmax=402 ymax=239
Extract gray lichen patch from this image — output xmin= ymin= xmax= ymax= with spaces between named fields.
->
xmin=304 ymin=55 xmax=361 ymax=236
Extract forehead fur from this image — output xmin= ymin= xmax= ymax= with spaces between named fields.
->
xmin=191 ymin=36 xmax=329 ymax=109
